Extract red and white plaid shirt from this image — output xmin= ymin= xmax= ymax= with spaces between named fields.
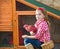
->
xmin=34 ymin=19 xmax=50 ymax=42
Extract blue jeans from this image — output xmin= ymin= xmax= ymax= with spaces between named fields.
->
xmin=24 ymin=38 xmax=44 ymax=49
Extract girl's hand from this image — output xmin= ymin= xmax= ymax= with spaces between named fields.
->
xmin=30 ymin=31 xmax=35 ymax=35
xmin=22 ymin=35 xmax=28 ymax=38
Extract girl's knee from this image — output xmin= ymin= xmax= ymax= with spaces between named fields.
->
xmin=24 ymin=38 xmax=30 ymax=45
xmin=24 ymin=38 xmax=29 ymax=42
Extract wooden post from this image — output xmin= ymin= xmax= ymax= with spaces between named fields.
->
xmin=11 ymin=0 xmax=19 ymax=47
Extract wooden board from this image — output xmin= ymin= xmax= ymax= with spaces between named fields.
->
xmin=0 ymin=0 xmax=12 ymax=31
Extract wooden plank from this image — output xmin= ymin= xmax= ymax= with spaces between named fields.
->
xmin=0 ymin=17 xmax=12 ymax=19
xmin=17 ymin=46 xmax=26 ymax=49
xmin=0 ymin=47 xmax=13 ymax=49
xmin=47 ymin=11 xmax=60 ymax=20
xmin=0 ymin=29 xmax=12 ymax=31
xmin=0 ymin=22 xmax=12 ymax=24
xmin=0 ymin=28 xmax=12 ymax=30
xmin=0 ymin=26 xmax=12 ymax=28
xmin=0 ymin=20 xmax=12 ymax=22
xmin=0 ymin=18 xmax=12 ymax=21
xmin=16 ymin=11 xmax=60 ymax=20
xmin=0 ymin=46 xmax=26 ymax=49
xmin=0 ymin=23 xmax=12 ymax=26
xmin=0 ymin=0 xmax=13 ymax=31
xmin=16 ymin=11 xmax=35 ymax=15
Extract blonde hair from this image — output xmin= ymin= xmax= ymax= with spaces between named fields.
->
xmin=36 ymin=7 xmax=51 ymax=30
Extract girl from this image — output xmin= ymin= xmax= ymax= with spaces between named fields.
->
xmin=22 ymin=7 xmax=50 ymax=49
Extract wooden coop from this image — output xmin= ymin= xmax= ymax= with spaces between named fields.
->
xmin=0 ymin=0 xmax=60 ymax=49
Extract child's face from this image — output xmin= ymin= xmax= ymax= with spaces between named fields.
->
xmin=36 ymin=10 xmax=45 ymax=20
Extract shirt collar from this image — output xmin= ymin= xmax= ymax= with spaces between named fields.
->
xmin=36 ymin=19 xmax=45 ymax=23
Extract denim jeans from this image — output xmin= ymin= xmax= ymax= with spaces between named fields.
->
xmin=24 ymin=38 xmax=44 ymax=49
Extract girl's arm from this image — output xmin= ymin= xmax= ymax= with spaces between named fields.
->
xmin=22 ymin=35 xmax=36 ymax=39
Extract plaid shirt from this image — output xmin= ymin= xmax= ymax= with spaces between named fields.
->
xmin=34 ymin=19 xmax=50 ymax=42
